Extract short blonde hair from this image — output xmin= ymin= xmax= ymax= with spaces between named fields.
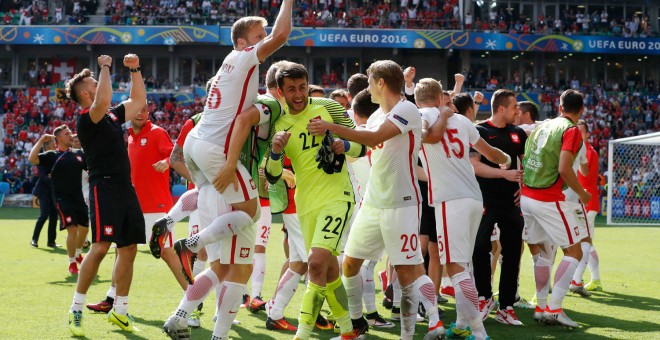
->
xmin=366 ymin=60 xmax=403 ymax=93
xmin=414 ymin=78 xmax=443 ymax=104
xmin=65 ymin=68 xmax=93 ymax=104
xmin=231 ymin=16 xmax=268 ymax=47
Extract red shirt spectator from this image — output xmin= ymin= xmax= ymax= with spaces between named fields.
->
xmin=19 ymin=130 xmax=28 ymax=141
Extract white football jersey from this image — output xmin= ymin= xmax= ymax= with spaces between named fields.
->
xmin=350 ymin=124 xmax=371 ymax=201
xmin=562 ymin=143 xmax=587 ymax=203
xmin=420 ymin=111 xmax=482 ymax=205
xmin=192 ymin=41 xmax=264 ymax=150
xmin=363 ymin=100 xmax=422 ymax=209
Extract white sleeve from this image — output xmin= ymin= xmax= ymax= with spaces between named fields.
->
xmin=577 ymin=144 xmax=587 ymax=165
xmin=387 ymin=102 xmax=420 ymax=134
xmin=466 ymin=118 xmax=481 ymax=145
xmin=404 ymin=82 xmax=416 ymax=96
xmin=420 ymin=109 xmax=438 ymax=128
xmin=235 ymin=41 xmax=262 ymax=70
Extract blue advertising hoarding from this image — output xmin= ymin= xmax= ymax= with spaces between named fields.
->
xmin=2 ymin=26 xmax=660 ymax=55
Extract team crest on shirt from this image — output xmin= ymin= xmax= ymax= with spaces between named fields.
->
xmin=240 ymin=247 xmax=250 ymax=258
xmin=104 ymin=225 xmax=114 ymax=236
xmin=259 ymin=104 xmax=271 ymax=116
xmin=140 ymin=138 xmax=147 ymax=146
xmin=66 ymin=216 xmax=72 ymax=223
xmin=510 ymin=133 xmax=520 ymax=143
xmin=107 ymin=112 xmax=118 ymax=122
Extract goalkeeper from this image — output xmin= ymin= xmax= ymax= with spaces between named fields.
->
xmin=265 ymin=62 xmax=367 ymax=340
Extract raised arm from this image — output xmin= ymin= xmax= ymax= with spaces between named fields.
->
xmin=29 ymin=134 xmax=53 ymax=165
xmin=89 ymin=55 xmax=113 ymax=123
xmin=257 ymin=0 xmax=293 ymax=62
xmin=120 ymin=54 xmax=146 ymax=122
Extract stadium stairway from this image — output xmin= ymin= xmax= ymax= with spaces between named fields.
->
xmin=89 ymin=0 xmax=110 ymax=25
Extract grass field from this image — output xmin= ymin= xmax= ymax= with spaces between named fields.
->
xmin=1 ymin=207 xmax=659 ymax=339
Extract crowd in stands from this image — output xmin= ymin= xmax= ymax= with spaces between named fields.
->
xmin=2 ymin=0 xmax=98 ymax=25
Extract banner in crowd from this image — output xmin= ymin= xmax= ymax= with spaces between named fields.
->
xmin=3 ymin=26 xmax=660 ymax=55
xmin=610 ymin=197 xmax=660 ymax=220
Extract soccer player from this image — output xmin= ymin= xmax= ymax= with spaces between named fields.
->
xmin=469 ymin=89 xmax=527 ymax=325
xmin=421 ymin=90 xmax=511 ymax=340
xmin=29 ymin=125 xmax=88 ymax=275
xmin=570 ymin=120 xmax=602 ymax=294
xmin=265 ymin=62 xmax=367 ymax=340
xmin=521 ymin=89 xmax=591 ymax=328
xmin=29 ymin=137 xmax=58 ymax=248
xmin=307 ymin=60 xmax=442 ymax=340
xmin=65 ymin=54 xmax=146 ymax=336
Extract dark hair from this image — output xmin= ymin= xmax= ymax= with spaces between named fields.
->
xmin=352 ymin=89 xmax=379 ymax=119
xmin=347 ymin=73 xmax=369 ymax=98
xmin=65 ymin=68 xmax=93 ymax=104
xmin=266 ymin=60 xmax=291 ymax=89
xmin=53 ymin=124 xmax=69 ymax=137
xmin=276 ymin=62 xmax=308 ymax=89
xmin=491 ymin=89 xmax=516 ymax=113
xmin=329 ymin=89 xmax=348 ymax=102
xmin=308 ymin=84 xmax=325 ymax=96
xmin=518 ymin=101 xmax=539 ymax=121
xmin=366 ymin=60 xmax=404 ymax=94
xmin=453 ymin=93 xmax=474 ymax=116
xmin=560 ymin=89 xmax=584 ymax=114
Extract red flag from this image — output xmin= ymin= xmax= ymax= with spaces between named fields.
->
xmin=51 ymin=58 xmax=77 ymax=83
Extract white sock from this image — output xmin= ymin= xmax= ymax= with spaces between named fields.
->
xmin=71 ymin=292 xmax=86 ymax=312
xmin=588 ymin=245 xmax=601 ymax=281
xmin=251 ymin=253 xmax=266 ymax=298
xmin=75 ymin=248 xmax=82 ymax=258
xmin=572 ymin=242 xmax=592 ymax=284
xmin=414 ymin=275 xmax=439 ymax=326
xmin=174 ymin=268 xmax=219 ymax=326
xmin=451 ymin=271 xmax=486 ymax=338
xmin=168 ymin=189 xmax=199 ymax=228
xmin=534 ymin=257 xmax=552 ymax=309
xmin=361 ymin=261 xmax=377 ymax=313
xmin=393 ymin=277 xmax=401 ymax=308
xmin=114 ymin=295 xmax=128 ymax=315
xmin=532 ymin=253 xmax=540 ymax=265
xmin=548 ymin=256 xmax=579 ymax=311
xmin=337 ymin=253 xmax=344 ymax=275
xmin=106 ymin=286 xmax=116 ymax=300
xmin=344 ymin=273 xmax=364 ymax=319
xmin=187 ymin=211 xmax=253 ymax=253
xmin=400 ymin=282 xmax=419 ymax=340
xmin=441 ymin=274 xmax=452 ymax=288
xmin=270 ymin=268 xmax=302 ymax=320
xmin=69 ymin=257 xmax=76 ymax=264
xmin=212 ymin=281 xmax=245 ymax=339
xmin=192 ymin=260 xmax=206 ymax=278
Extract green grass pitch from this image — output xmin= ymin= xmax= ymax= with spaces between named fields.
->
xmin=1 ymin=207 xmax=659 ymax=339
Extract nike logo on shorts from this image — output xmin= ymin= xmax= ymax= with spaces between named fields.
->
xmin=406 ymin=255 xmax=415 ymax=259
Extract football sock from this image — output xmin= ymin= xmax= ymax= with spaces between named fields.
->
xmin=186 ymin=211 xmax=253 ymax=253
xmin=212 ymin=281 xmax=244 ymax=339
xmin=415 ymin=275 xmax=439 ymax=326
xmin=168 ymin=189 xmax=199 ymax=228
xmin=392 ymin=270 xmax=401 ymax=307
xmin=572 ymin=242 xmax=592 ymax=284
xmin=400 ymin=282 xmax=419 ymax=340
xmin=270 ymin=269 xmax=301 ymax=320
xmin=69 ymin=257 xmax=76 ymax=264
xmin=548 ymin=256 xmax=579 ymax=311
xmin=441 ymin=274 xmax=452 ymax=289
xmin=588 ymin=245 xmax=601 ymax=281
xmin=106 ymin=286 xmax=116 ymax=301
xmin=174 ymin=268 xmax=219 ymax=326
xmin=344 ymin=273 xmax=364 ymax=319
xmin=250 ymin=253 xmax=266 ymax=298
xmin=451 ymin=270 xmax=486 ymax=337
xmin=361 ymin=260 xmax=377 ymax=313
xmin=534 ymin=256 xmax=552 ymax=309
xmin=326 ymin=276 xmax=353 ymax=334
xmin=295 ymin=281 xmax=326 ymax=340
xmin=71 ymin=292 xmax=86 ymax=312
xmin=75 ymin=248 xmax=82 ymax=258
xmin=192 ymin=260 xmax=206 ymax=278
xmin=114 ymin=295 xmax=128 ymax=315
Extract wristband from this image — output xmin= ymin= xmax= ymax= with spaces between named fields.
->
xmin=100 ymin=64 xmax=111 ymax=69
xmin=342 ymin=139 xmax=350 ymax=152
xmin=270 ymin=150 xmax=281 ymax=160
xmin=474 ymin=100 xmax=481 ymax=105
xmin=129 ymin=67 xmax=141 ymax=73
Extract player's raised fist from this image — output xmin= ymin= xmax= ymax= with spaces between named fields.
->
xmin=97 ymin=55 xmax=112 ymax=68
xmin=454 ymin=73 xmax=465 ymax=83
xmin=40 ymin=134 xmax=55 ymax=143
xmin=123 ymin=54 xmax=140 ymax=69
xmin=271 ymin=131 xmax=291 ymax=154
xmin=474 ymin=91 xmax=484 ymax=104
xmin=404 ymin=66 xmax=416 ymax=83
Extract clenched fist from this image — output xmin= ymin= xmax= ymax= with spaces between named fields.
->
xmin=123 ymin=54 xmax=140 ymax=69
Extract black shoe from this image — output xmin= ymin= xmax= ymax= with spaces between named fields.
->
xmin=351 ymin=316 xmax=369 ymax=336
xmin=83 ymin=239 xmax=90 ymax=250
xmin=149 ymin=217 xmax=170 ymax=259
xmin=382 ymin=296 xmax=393 ymax=310
xmin=47 ymin=242 xmax=61 ymax=248
xmin=30 ymin=240 xmax=38 ymax=248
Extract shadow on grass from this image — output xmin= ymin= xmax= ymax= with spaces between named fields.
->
xmin=48 ymin=275 xmax=110 ymax=286
xmin=585 ymin=290 xmax=660 ymax=312
xmin=36 ymin=246 xmax=68 ymax=255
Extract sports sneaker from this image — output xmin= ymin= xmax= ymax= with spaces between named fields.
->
xmin=465 ymin=336 xmax=490 ymax=340
xmin=266 ymin=316 xmax=297 ymax=331
xmin=69 ymin=262 xmax=79 ymax=275
xmin=150 ymin=217 xmax=170 ymax=259
xmin=163 ymin=315 xmax=191 ymax=339
xmin=188 ymin=309 xmax=201 ymax=328
xmin=382 ymin=296 xmax=393 ymax=310
xmin=247 ymin=296 xmax=267 ymax=313
xmin=495 ymin=306 xmax=523 ymax=326
xmin=365 ymin=311 xmax=394 ymax=328
xmin=68 ymin=310 xmax=84 ymax=337
xmin=446 ymin=322 xmax=471 ymax=338
xmin=108 ymin=309 xmax=135 ymax=332
xmin=585 ymin=280 xmax=603 ymax=292
xmin=240 ymin=294 xmax=250 ymax=308
xmin=440 ymin=286 xmax=455 ymax=297
xmin=479 ymin=296 xmax=496 ymax=321
xmin=437 ymin=294 xmax=449 ymax=304
xmin=75 ymin=254 xmax=84 ymax=264
xmin=173 ymin=239 xmax=196 ymax=285
xmin=424 ymin=320 xmax=446 ymax=340
xmin=86 ymin=298 xmax=113 ymax=313
xmin=569 ymin=281 xmax=592 ymax=297
xmin=315 ymin=313 xmax=334 ymax=330
xmin=532 ymin=306 xmax=544 ymax=323
xmin=513 ymin=296 xmax=534 ymax=309
xmin=543 ymin=307 xmax=580 ymax=328
xmin=390 ymin=307 xmax=425 ymax=322
xmin=330 ymin=317 xmax=368 ymax=339
xmin=30 ymin=240 xmax=38 ymax=248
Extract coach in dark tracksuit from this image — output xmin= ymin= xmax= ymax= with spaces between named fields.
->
xmin=30 ymin=138 xmax=58 ymax=248
xmin=469 ymin=90 xmax=527 ymax=322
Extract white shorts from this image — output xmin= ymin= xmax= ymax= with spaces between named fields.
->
xmin=283 ymin=213 xmax=307 ymax=263
xmin=188 ymin=210 xmax=200 ymax=237
xmin=521 ymin=196 xmax=586 ymax=249
xmin=344 ymin=204 xmax=423 ymax=266
xmin=255 ymin=205 xmax=272 ymax=247
xmin=183 ymin=135 xmax=258 ymax=205
xmin=341 ymin=203 xmax=359 ymax=252
xmin=490 ymin=224 xmax=500 ymax=242
xmin=435 ymin=198 xmax=483 ymax=265
xmin=586 ymin=210 xmax=597 ymax=239
xmin=143 ymin=212 xmax=172 ymax=248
